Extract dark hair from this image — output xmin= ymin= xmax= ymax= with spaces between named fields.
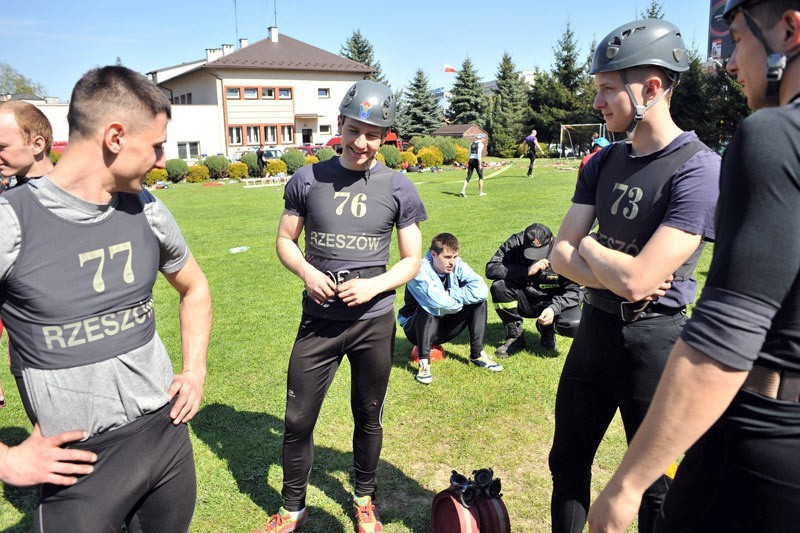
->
xmin=430 ymin=233 xmax=459 ymax=254
xmin=67 ymin=66 xmax=171 ymax=140
xmin=0 ymin=100 xmax=53 ymax=154
xmin=748 ymin=1 xmax=800 ymax=27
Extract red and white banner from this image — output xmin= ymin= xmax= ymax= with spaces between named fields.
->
xmin=444 ymin=64 xmax=457 ymax=73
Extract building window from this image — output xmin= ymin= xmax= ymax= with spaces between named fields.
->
xmin=247 ymin=126 xmax=260 ymax=145
xmin=226 ymin=87 xmax=241 ymax=99
xmin=278 ymin=88 xmax=292 ymax=100
xmin=261 ymin=87 xmax=275 ymax=99
xmin=318 ymin=88 xmax=330 ymax=98
xmin=281 ymin=125 xmax=293 ymax=143
xmin=319 ymin=124 xmax=331 ymax=134
xmin=177 ymin=142 xmax=200 ymax=159
xmin=264 ymin=126 xmax=277 ymax=144
xmin=229 ymin=126 xmax=243 ymax=145
xmin=244 ymin=87 xmax=258 ymax=100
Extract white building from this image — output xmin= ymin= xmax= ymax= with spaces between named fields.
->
xmin=149 ymin=27 xmax=374 ymax=160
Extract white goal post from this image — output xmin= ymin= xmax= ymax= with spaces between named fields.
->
xmin=555 ymin=123 xmax=617 ymax=158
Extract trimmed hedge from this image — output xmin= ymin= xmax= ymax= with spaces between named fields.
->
xmin=202 ymin=155 xmax=230 ymax=180
xmin=315 ymin=147 xmax=336 ymax=162
xmin=305 ymin=155 xmax=320 ymax=165
xmin=186 ymin=165 xmax=210 ymax=183
xmin=433 ymin=138 xmax=457 ymax=164
xmin=455 ymin=145 xmax=469 ymax=165
xmin=266 ymin=158 xmax=287 ymax=175
xmin=165 ymin=158 xmax=189 ymax=183
xmin=145 ymin=168 xmax=168 ymax=187
xmin=240 ymin=152 xmax=260 ymax=176
xmin=416 ymin=146 xmax=444 ymax=167
xmin=400 ymin=151 xmax=418 ymax=166
xmin=229 ymin=162 xmax=249 ymax=181
xmin=378 ymin=145 xmax=402 ymax=168
xmin=281 ymin=149 xmax=306 ymax=174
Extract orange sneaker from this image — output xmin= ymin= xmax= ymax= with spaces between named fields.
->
xmin=353 ymin=495 xmax=383 ymax=533
xmin=253 ymin=507 xmax=307 ymax=533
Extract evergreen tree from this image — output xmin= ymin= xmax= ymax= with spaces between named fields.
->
xmin=400 ymin=69 xmax=441 ymax=138
xmin=393 ymin=88 xmax=413 ymax=139
xmin=0 ymin=62 xmax=46 ymax=96
xmin=553 ymin=21 xmax=586 ymax=92
xmin=706 ymin=60 xmax=750 ymax=150
xmin=640 ymin=0 xmax=665 ymax=19
xmin=339 ymin=30 xmax=388 ymax=84
xmin=446 ymin=57 xmax=486 ymax=126
xmin=487 ymin=53 xmax=529 ymax=157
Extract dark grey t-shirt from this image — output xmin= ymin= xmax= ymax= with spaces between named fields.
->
xmin=283 ymin=157 xmax=427 ymax=321
xmin=574 ymin=132 xmax=720 ymax=307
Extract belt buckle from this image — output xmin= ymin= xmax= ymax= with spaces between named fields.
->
xmin=620 ymin=300 xmax=649 ymax=322
xmin=326 ymin=269 xmax=351 ymax=285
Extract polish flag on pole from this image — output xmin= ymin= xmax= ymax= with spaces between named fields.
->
xmin=444 ymin=64 xmax=457 ymax=73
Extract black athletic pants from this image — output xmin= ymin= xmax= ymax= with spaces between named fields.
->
xmin=36 ymin=399 xmax=196 ymax=532
xmin=490 ymin=279 xmax=581 ymax=337
xmin=466 ymin=159 xmax=483 ymax=182
xmin=549 ymin=304 xmax=685 ymax=533
xmin=654 ymin=391 xmax=800 ymax=532
xmin=527 ymin=152 xmax=537 ymax=175
xmin=401 ymin=301 xmax=487 ymax=360
xmin=281 ymin=311 xmax=395 ymax=511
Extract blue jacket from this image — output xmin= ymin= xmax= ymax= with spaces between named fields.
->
xmin=398 ymin=250 xmax=488 ymax=328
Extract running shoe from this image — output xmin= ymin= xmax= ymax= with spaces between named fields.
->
xmin=470 ymin=351 xmax=504 ymax=372
xmin=416 ymin=360 xmax=433 ymax=384
xmin=353 ymin=495 xmax=383 ymax=533
xmin=253 ymin=507 xmax=307 ymax=533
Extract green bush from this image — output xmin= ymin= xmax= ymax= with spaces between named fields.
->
xmin=400 ymin=151 xmax=418 ymax=166
xmin=266 ymin=158 xmax=287 ymax=175
xmin=417 ymin=146 xmax=444 ymax=167
xmin=201 ymin=155 xmax=230 ymax=180
xmin=409 ymin=135 xmax=435 ymax=153
xmin=455 ymin=145 xmax=469 ymax=165
xmin=305 ymin=155 xmax=320 ymax=165
xmin=145 ymin=168 xmax=168 ymax=187
xmin=240 ymin=152 xmax=260 ymax=176
xmin=315 ymin=147 xmax=336 ymax=162
xmin=165 ymin=158 xmax=189 ymax=183
xmin=378 ymin=145 xmax=402 ymax=168
xmin=186 ymin=165 xmax=210 ymax=183
xmin=454 ymin=137 xmax=473 ymax=151
xmin=281 ymin=149 xmax=307 ymax=174
xmin=49 ymin=151 xmax=62 ymax=165
xmin=229 ymin=162 xmax=248 ymax=181
xmin=433 ymin=138 xmax=457 ymax=164
xmin=375 ymin=153 xmax=386 ymax=164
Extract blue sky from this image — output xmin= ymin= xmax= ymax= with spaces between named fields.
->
xmin=4 ymin=0 xmax=715 ymax=101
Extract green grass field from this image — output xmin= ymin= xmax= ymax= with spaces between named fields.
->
xmin=0 ymin=158 xmax=712 ymax=532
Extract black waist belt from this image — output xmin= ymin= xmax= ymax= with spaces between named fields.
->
xmin=326 ymin=265 xmax=386 ymax=285
xmin=584 ymin=290 xmax=684 ymax=323
xmin=743 ymin=364 xmax=800 ymax=403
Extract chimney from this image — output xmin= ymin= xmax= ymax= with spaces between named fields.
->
xmin=206 ymin=47 xmax=223 ymax=63
xmin=239 ymin=38 xmax=248 ymax=49
xmin=268 ymin=26 xmax=279 ymax=43
xmin=222 ymin=44 xmax=234 ymax=56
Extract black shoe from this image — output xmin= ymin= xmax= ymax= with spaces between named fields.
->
xmin=540 ymin=328 xmax=556 ymax=349
xmin=495 ymin=335 xmax=525 ymax=358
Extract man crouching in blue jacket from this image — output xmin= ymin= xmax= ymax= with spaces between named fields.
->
xmin=398 ymin=232 xmax=503 ymax=384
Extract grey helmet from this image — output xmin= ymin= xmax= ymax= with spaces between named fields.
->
xmin=722 ymin=0 xmax=762 ymax=24
xmin=339 ymin=80 xmax=396 ymax=128
xmin=592 ymin=19 xmax=689 ymax=76
xmin=592 ymin=19 xmax=689 ymax=134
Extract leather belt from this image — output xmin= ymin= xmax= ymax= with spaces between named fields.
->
xmin=742 ymin=364 xmax=800 ymax=403
xmin=584 ymin=290 xmax=684 ymax=323
xmin=326 ymin=265 xmax=386 ymax=285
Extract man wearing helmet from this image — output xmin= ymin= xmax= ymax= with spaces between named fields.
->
xmin=578 ymin=136 xmax=610 ymax=175
xmin=260 ymin=80 xmax=427 ymax=533
xmin=548 ymin=18 xmax=721 ymax=532
xmin=589 ymin=2 xmax=800 ymax=532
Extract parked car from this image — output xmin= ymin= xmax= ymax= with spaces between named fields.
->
xmin=229 ymin=147 xmax=284 ymax=162
xmin=290 ymin=145 xmax=325 ymax=157
xmin=547 ymin=143 xmax=576 ymax=158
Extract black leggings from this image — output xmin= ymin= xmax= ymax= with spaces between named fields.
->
xmin=281 ymin=311 xmax=396 ymax=510
xmin=466 ymin=159 xmax=483 ymax=182
xmin=36 ymin=399 xmax=196 ymax=532
xmin=549 ymin=305 xmax=685 ymax=533
xmin=401 ymin=301 xmax=487 ymax=360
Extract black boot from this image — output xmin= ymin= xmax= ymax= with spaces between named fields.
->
xmin=495 ymin=321 xmax=525 ymax=358
xmin=539 ymin=323 xmax=556 ymax=349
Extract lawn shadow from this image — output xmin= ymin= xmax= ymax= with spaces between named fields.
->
xmin=192 ymin=403 xmax=434 ymax=532
xmin=0 ymin=427 xmax=38 ymax=533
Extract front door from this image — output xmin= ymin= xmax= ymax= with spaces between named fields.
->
xmin=302 ymin=128 xmax=313 ymax=144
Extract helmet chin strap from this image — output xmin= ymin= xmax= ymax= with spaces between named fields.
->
xmin=620 ymin=69 xmax=676 ymax=141
xmin=742 ymin=10 xmax=800 ymax=106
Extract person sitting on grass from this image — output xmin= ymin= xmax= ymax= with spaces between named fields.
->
xmin=398 ymin=232 xmax=503 ymax=384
